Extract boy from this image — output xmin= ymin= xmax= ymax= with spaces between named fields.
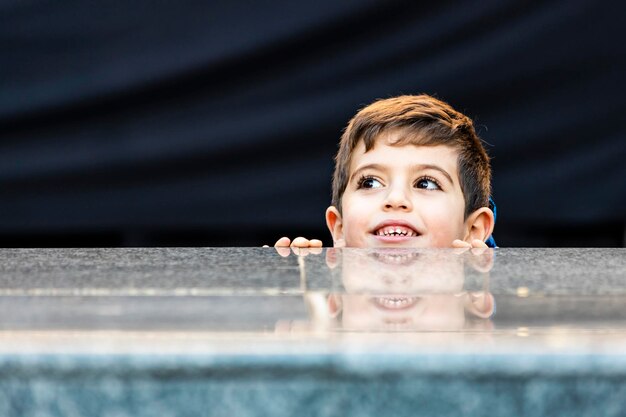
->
xmin=274 ymin=94 xmax=496 ymax=249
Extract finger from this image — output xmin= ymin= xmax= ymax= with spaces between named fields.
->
xmin=452 ymin=239 xmax=471 ymax=248
xmin=471 ymin=239 xmax=488 ymax=250
xmin=262 ymin=245 xmax=269 ymax=248
xmin=292 ymin=247 xmax=322 ymax=256
xmin=309 ymin=239 xmax=323 ymax=248
xmin=274 ymin=237 xmax=291 ymax=247
xmin=291 ymin=237 xmax=310 ymax=248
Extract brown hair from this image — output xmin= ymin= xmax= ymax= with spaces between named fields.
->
xmin=331 ymin=95 xmax=491 ymax=218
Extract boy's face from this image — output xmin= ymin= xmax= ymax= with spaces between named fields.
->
xmin=328 ymin=130 xmax=468 ymax=248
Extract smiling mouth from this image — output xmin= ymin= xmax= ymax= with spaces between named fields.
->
xmin=371 ymin=250 xmax=420 ymax=266
xmin=374 ymin=225 xmax=419 ymax=237
xmin=371 ymin=296 xmax=419 ymax=310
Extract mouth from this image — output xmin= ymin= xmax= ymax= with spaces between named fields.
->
xmin=370 ymin=296 xmax=419 ymax=311
xmin=370 ymin=250 xmax=420 ymax=266
xmin=371 ymin=221 xmax=420 ymax=242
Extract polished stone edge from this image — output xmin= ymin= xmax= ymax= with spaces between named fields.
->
xmin=2 ymin=353 xmax=626 ymax=376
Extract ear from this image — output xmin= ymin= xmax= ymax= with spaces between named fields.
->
xmin=325 ymin=206 xmax=346 ymax=247
xmin=463 ymin=207 xmax=495 ymax=244
xmin=464 ymin=291 xmax=495 ymax=319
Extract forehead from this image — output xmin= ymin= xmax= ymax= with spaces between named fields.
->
xmin=349 ymin=134 xmax=460 ymax=176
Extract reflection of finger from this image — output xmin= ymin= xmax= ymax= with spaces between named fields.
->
xmin=292 ymin=247 xmax=321 ymax=257
xmin=325 ymin=248 xmax=339 ymax=268
xmin=275 ymin=237 xmax=291 ymax=247
xmin=452 ymin=247 xmax=469 ymax=255
xmin=274 ymin=320 xmax=311 ymax=334
xmin=309 ymin=239 xmax=323 ymax=248
xmin=304 ymin=292 xmax=334 ymax=330
xmin=464 ymin=247 xmax=494 ymax=272
xmin=289 ymin=321 xmax=313 ymax=333
xmin=471 ymin=247 xmax=487 ymax=256
xmin=274 ymin=319 xmax=292 ymax=333
xmin=308 ymin=247 xmax=323 ymax=255
xmin=474 ymin=250 xmax=494 ymax=272
xmin=291 ymin=237 xmax=310 ymax=247
xmin=292 ymin=247 xmax=310 ymax=257
xmin=275 ymin=247 xmax=291 ymax=257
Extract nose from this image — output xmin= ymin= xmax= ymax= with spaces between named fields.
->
xmin=383 ymin=184 xmax=413 ymax=211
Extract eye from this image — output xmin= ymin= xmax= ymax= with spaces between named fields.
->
xmin=357 ymin=176 xmax=384 ymax=189
xmin=414 ymin=177 xmax=441 ymax=190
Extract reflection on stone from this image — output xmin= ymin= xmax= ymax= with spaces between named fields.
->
xmin=0 ymin=248 xmax=625 ymax=417
xmin=298 ymin=248 xmax=495 ymax=332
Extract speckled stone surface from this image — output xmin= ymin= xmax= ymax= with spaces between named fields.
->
xmin=0 ymin=248 xmax=625 ymax=416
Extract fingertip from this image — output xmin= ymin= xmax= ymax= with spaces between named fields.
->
xmin=452 ymin=239 xmax=471 ymax=248
xmin=291 ymin=237 xmax=309 ymax=247
xmin=310 ymin=239 xmax=323 ymax=248
xmin=472 ymin=239 xmax=488 ymax=248
xmin=275 ymin=237 xmax=291 ymax=247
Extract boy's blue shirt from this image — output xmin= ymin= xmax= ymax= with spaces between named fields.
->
xmin=485 ymin=197 xmax=497 ymax=248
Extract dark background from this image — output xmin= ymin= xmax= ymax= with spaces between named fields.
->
xmin=1 ymin=0 xmax=624 ymax=247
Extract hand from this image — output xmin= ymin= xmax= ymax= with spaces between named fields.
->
xmin=262 ymin=236 xmax=323 ymax=258
xmin=452 ymin=239 xmax=494 ymax=272
xmin=266 ymin=236 xmax=323 ymax=248
xmin=452 ymin=239 xmax=488 ymax=249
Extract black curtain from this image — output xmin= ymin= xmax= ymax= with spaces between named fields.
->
xmin=1 ymin=0 xmax=624 ymax=246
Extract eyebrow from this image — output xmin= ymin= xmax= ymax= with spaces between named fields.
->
xmin=350 ymin=163 xmax=455 ymax=185
xmin=349 ymin=164 xmax=386 ymax=183
xmin=415 ymin=164 xmax=455 ymax=185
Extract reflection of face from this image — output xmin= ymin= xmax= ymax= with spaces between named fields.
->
xmin=341 ymin=249 xmax=465 ymax=295
xmin=340 ymin=293 xmax=467 ymax=331
xmin=338 ymin=131 xmax=467 ymax=248
xmin=336 ymin=249 xmax=485 ymax=331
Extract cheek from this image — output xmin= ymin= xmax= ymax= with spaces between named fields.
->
xmin=423 ymin=203 xmax=453 ymax=226
xmin=341 ymin=198 xmax=372 ymax=243
xmin=343 ymin=216 xmax=368 ymax=246
xmin=423 ymin=203 xmax=465 ymax=244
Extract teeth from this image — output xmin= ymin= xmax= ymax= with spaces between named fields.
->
xmin=373 ymin=252 xmax=418 ymax=264
xmin=375 ymin=225 xmax=417 ymax=237
xmin=374 ymin=296 xmax=417 ymax=308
